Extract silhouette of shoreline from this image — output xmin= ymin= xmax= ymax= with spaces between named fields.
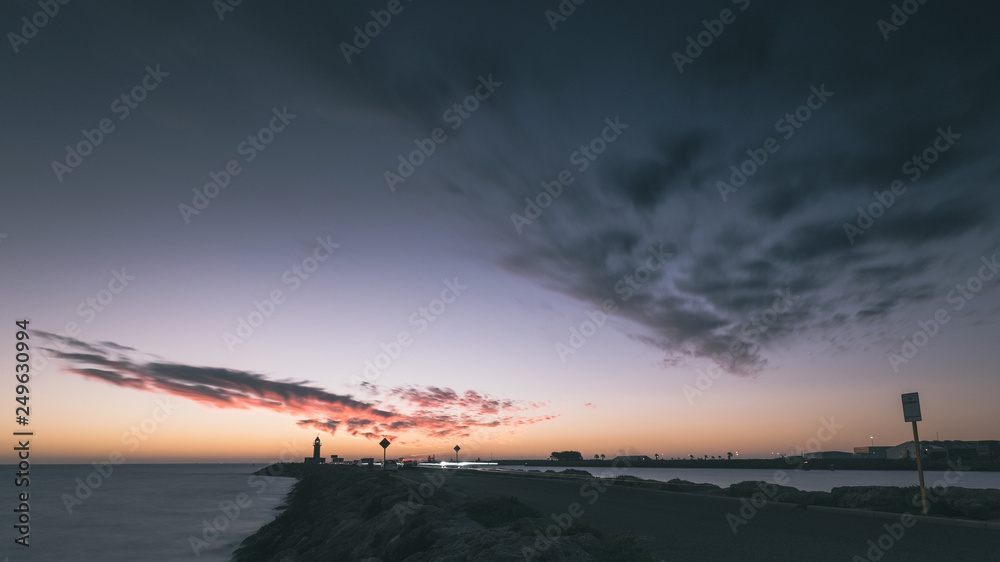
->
xmin=496 ymin=457 xmax=1000 ymax=471
xmin=233 ymin=463 xmax=1000 ymax=561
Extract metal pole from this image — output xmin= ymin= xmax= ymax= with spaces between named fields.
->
xmin=383 ymin=448 xmax=386 ymax=471
xmin=912 ymin=421 xmax=928 ymax=515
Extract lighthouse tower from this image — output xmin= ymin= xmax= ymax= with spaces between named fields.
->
xmin=305 ymin=436 xmax=325 ymax=464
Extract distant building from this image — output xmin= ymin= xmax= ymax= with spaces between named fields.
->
xmin=612 ymin=455 xmax=652 ymax=463
xmin=853 ymin=446 xmax=891 ymax=459
xmin=977 ymin=441 xmax=1000 ymax=460
xmin=304 ymin=436 xmax=326 ymax=464
xmin=888 ymin=442 xmax=916 ymax=459
xmin=330 ymin=455 xmax=344 ymax=464
xmin=803 ymin=451 xmax=853 ymax=460
xmin=880 ymin=440 xmax=998 ymax=461
xmin=925 ymin=440 xmax=999 ymax=460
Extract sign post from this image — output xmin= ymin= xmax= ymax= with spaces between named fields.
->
xmin=454 ymin=445 xmax=461 ymax=462
xmin=380 ymin=437 xmax=391 ymax=470
xmin=901 ymin=392 xmax=928 ymax=515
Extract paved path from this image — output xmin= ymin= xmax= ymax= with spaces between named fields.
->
xmin=398 ymin=469 xmax=1000 ymax=561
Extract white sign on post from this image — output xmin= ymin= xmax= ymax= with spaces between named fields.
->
xmin=902 ymin=392 xmax=921 ymax=422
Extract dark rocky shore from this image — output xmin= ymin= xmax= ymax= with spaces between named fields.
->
xmin=233 ymin=464 xmax=657 ymax=561
xmin=233 ymin=463 xmax=1000 ymax=561
xmin=498 ymin=457 xmax=1000 ymax=471
xmin=559 ymin=469 xmax=1000 ymax=520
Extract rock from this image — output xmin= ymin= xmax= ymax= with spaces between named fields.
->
xmin=660 ymin=479 xmax=723 ymax=494
xmin=233 ymin=466 xmax=654 ymax=561
xmin=932 ymin=486 xmax=1000 ymax=520
xmin=725 ymin=480 xmax=799 ymax=498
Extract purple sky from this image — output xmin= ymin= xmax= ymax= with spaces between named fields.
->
xmin=2 ymin=0 xmax=999 ymax=462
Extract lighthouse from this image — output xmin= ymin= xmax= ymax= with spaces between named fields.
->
xmin=304 ymin=436 xmax=326 ymax=464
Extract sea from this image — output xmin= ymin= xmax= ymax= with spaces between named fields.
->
xmin=494 ymin=465 xmax=1000 ymax=492
xmin=0 ymin=464 xmax=295 ymax=562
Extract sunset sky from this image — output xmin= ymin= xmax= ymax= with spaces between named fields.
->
xmin=2 ymin=1 xmax=999 ymax=463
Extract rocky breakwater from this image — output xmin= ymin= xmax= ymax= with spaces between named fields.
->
xmin=233 ymin=464 xmax=655 ymax=561
xmin=713 ymin=480 xmax=1000 ymax=520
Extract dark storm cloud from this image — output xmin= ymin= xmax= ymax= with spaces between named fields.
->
xmin=339 ymin=1 xmax=1000 ymax=375
xmin=878 ymin=197 xmax=992 ymax=244
xmin=13 ymin=1 xmax=999 ymax=378
xmin=850 ymin=258 xmax=935 ymax=288
xmin=608 ymin=133 xmax=712 ymax=209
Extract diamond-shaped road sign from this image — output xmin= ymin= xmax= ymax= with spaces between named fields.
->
xmin=454 ymin=445 xmax=460 ymax=452
xmin=380 ymin=438 xmax=391 ymax=449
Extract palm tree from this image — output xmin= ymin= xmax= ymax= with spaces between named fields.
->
xmin=594 ymin=454 xmax=599 ymax=460
xmin=689 ymin=454 xmax=694 ymax=460
xmin=727 ymin=452 xmax=733 ymax=460
xmin=600 ymin=454 xmax=605 ymax=461
xmin=654 ymin=453 xmax=659 ymax=461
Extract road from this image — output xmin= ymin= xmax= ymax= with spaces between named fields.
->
xmin=397 ymin=469 xmax=1000 ymax=561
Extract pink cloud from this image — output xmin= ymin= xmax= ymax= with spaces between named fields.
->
xmin=40 ymin=332 xmax=555 ymax=444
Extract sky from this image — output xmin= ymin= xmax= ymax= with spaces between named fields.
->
xmin=1 ymin=0 xmax=999 ymax=463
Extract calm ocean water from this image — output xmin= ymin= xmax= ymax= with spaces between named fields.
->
xmin=496 ymin=465 xmax=1000 ymax=492
xmin=1 ymin=464 xmax=294 ymax=561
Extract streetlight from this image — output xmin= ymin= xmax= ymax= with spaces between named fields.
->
xmin=871 ymin=436 xmax=874 ymax=447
